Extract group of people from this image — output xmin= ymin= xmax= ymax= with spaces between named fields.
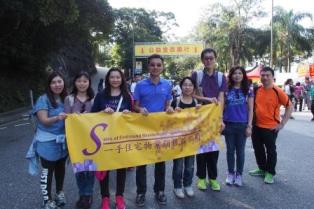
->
xmin=284 ymin=77 xmax=314 ymax=120
xmin=28 ymin=48 xmax=293 ymax=209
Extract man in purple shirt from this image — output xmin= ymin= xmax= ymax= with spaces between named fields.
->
xmin=191 ymin=48 xmax=227 ymax=191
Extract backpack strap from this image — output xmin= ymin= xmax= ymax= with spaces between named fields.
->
xmin=196 ymin=70 xmax=204 ymax=88
xmin=253 ymin=86 xmax=262 ymax=126
xmin=215 ymin=71 xmax=223 ymax=89
xmin=176 ymin=96 xmax=181 ymax=108
xmin=116 ymin=96 xmax=123 ymax=112
xmin=271 ymin=87 xmax=282 ymax=124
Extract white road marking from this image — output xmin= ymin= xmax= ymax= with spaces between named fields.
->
xmin=14 ymin=122 xmax=30 ymax=127
xmin=0 ymin=127 xmax=7 ymax=130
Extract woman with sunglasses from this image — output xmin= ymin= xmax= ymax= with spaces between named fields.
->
xmin=64 ymin=71 xmax=95 ymax=209
xmin=223 ymin=66 xmax=254 ymax=186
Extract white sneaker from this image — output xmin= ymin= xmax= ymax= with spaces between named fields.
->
xmin=55 ymin=191 xmax=66 ymax=207
xmin=225 ymin=173 xmax=235 ymax=185
xmin=184 ymin=186 xmax=194 ymax=197
xmin=234 ymin=174 xmax=243 ymax=186
xmin=42 ymin=200 xmax=61 ymax=209
xmin=173 ymin=188 xmax=185 ymax=199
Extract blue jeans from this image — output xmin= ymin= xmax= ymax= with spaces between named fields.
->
xmin=75 ymin=171 xmax=95 ymax=196
xmin=224 ymin=122 xmax=247 ymax=175
xmin=172 ymin=156 xmax=195 ymax=188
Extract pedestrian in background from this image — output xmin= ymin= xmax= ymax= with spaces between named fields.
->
xmin=284 ymin=79 xmax=295 ymax=119
xmin=98 ymin=78 xmax=104 ymax=93
xmin=223 ymin=66 xmax=254 ymax=187
xmin=64 ymin=72 xmax=95 ymax=209
xmin=310 ymin=81 xmax=314 ymax=121
xmin=304 ymin=77 xmax=312 ymax=111
xmin=130 ymin=73 xmax=142 ymax=95
xmin=294 ymin=82 xmax=304 ymax=112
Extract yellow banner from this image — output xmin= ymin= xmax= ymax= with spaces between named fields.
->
xmin=65 ymin=104 xmax=221 ymax=172
xmin=134 ymin=43 xmax=204 ymax=57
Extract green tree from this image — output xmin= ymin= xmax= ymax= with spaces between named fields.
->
xmin=0 ymin=0 xmax=114 ymax=112
xmin=110 ymin=8 xmax=177 ymax=77
xmin=164 ymin=57 xmax=200 ymax=80
xmin=273 ymin=6 xmax=313 ymax=72
xmin=194 ymin=0 xmax=268 ymax=71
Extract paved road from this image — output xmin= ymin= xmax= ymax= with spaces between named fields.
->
xmin=0 ymin=110 xmax=313 ymax=209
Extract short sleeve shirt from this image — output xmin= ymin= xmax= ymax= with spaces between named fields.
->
xmin=64 ymin=95 xmax=93 ymax=114
xmin=134 ymin=78 xmax=172 ymax=112
xmin=191 ymin=70 xmax=228 ymax=100
xmin=223 ymin=87 xmax=254 ymax=123
xmin=91 ymin=91 xmax=132 ymax=113
xmin=255 ymin=85 xmax=291 ymax=129
xmin=191 ymin=70 xmax=227 ymax=152
xmin=33 ymin=94 xmax=65 ymax=135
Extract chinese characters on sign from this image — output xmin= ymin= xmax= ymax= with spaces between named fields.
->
xmin=66 ymin=104 xmax=222 ymax=172
xmin=134 ymin=43 xmax=204 ymax=57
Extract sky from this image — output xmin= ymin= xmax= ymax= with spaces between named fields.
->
xmin=108 ymin=0 xmax=314 ymax=38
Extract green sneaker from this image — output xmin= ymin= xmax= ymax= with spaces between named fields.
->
xmin=209 ymin=179 xmax=221 ymax=191
xmin=197 ymin=178 xmax=207 ymax=190
xmin=249 ymin=168 xmax=265 ymax=176
xmin=264 ymin=172 xmax=274 ymax=184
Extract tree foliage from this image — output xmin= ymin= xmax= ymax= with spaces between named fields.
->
xmin=109 ymin=8 xmax=177 ymax=76
xmin=273 ymin=6 xmax=313 ymax=72
xmin=0 ymin=0 xmax=114 ymax=112
xmin=194 ymin=0 xmax=269 ymax=71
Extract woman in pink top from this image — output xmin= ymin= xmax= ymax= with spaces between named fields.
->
xmin=294 ymin=82 xmax=304 ymax=112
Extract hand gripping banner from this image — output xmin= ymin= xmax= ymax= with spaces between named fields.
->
xmin=65 ymin=104 xmax=222 ymax=172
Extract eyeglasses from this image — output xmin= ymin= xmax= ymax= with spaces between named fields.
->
xmin=149 ymin=64 xmax=162 ymax=68
xmin=203 ymin=56 xmax=215 ymax=61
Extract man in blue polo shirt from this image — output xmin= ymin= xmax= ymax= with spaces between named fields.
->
xmin=134 ymin=54 xmax=173 ymax=207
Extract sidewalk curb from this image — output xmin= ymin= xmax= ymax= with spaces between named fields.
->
xmin=0 ymin=107 xmax=31 ymax=126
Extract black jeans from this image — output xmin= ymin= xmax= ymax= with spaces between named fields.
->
xmin=251 ymin=126 xmax=278 ymax=175
xmin=40 ymin=157 xmax=67 ymax=202
xmin=196 ymin=151 xmax=219 ymax=180
xmin=136 ymin=162 xmax=165 ymax=194
xmin=100 ymin=168 xmax=126 ymax=198
xmin=294 ymin=96 xmax=303 ymax=111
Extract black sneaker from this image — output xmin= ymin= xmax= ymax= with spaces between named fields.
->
xmin=76 ymin=196 xmax=84 ymax=209
xmin=76 ymin=196 xmax=92 ymax=209
xmin=135 ymin=194 xmax=145 ymax=207
xmin=155 ymin=191 xmax=167 ymax=205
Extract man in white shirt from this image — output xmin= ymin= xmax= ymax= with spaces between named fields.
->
xmin=130 ymin=74 xmax=142 ymax=94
